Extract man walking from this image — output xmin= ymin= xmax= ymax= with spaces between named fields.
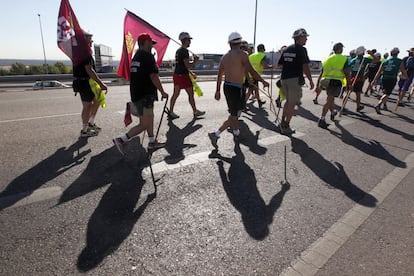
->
xmin=112 ymin=33 xmax=168 ymax=155
xmin=315 ymin=42 xmax=351 ymax=129
xmin=277 ymin=28 xmax=314 ymax=135
xmin=371 ymin=47 xmax=407 ymax=114
xmin=72 ymin=31 xmax=107 ymax=137
xmin=168 ymin=32 xmax=205 ymax=119
xmin=208 ymin=32 xmax=269 ymax=149
xmin=246 ymin=44 xmax=272 ymax=108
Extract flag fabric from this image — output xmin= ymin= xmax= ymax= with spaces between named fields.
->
xmin=57 ymin=0 xmax=91 ymax=66
xmin=117 ymin=11 xmax=170 ymax=80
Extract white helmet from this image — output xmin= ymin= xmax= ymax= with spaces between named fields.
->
xmin=228 ymin=32 xmax=242 ymax=43
xmin=356 ymin=46 xmax=366 ymax=55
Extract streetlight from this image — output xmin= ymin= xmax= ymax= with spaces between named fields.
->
xmin=37 ymin=13 xmax=48 ymax=74
xmin=253 ymin=0 xmax=258 ymax=49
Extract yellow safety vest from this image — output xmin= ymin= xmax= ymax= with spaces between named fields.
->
xmin=249 ymin=52 xmax=266 ymax=74
xmin=322 ymin=54 xmax=348 ymax=81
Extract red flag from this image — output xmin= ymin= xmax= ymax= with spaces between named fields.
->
xmin=117 ymin=11 xmax=170 ymax=80
xmin=57 ymin=0 xmax=91 ymax=66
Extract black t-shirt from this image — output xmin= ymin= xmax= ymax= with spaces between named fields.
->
xmin=174 ymin=47 xmax=189 ymax=74
xmin=129 ymin=49 xmax=159 ymax=102
xmin=278 ymin=43 xmax=310 ymax=79
xmin=73 ymin=55 xmax=95 ymax=78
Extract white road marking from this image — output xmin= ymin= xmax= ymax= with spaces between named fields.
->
xmin=0 ymin=113 xmax=79 ymax=124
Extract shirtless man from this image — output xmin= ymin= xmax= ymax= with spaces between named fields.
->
xmin=208 ymin=32 xmax=269 ymax=149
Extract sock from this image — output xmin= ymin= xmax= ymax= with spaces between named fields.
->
xmin=121 ymin=134 xmax=129 ymax=142
xmin=320 ymin=116 xmax=325 ymax=120
xmin=82 ymin=124 xmax=88 ymax=131
xmin=215 ymin=130 xmax=221 ymax=137
xmin=233 ymin=129 xmax=240 ymax=136
xmin=89 ymin=115 xmax=95 ymax=124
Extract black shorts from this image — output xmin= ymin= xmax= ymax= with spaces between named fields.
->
xmin=224 ymin=83 xmax=243 ymax=116
xmin=353 ymin=81 xmax=364 ymax=93
xmin=382 ymin=78 xmax=397 ymax=95
xmin=73 ymin=79 xmax=94 ymax=102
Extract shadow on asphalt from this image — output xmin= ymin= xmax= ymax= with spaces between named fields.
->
xmin=210 ymin=142 xmax=290 ymax=240
xmin=330 ymin=122 xmax=407 ymax=168
xmin=0 ymin=138 xmax=90 ymax=210
xmin=290 ymin=136 xmax=377 ymax=207
xmin=164 ymin=117 xmax=202 ymax=164
xmin=56 ymin=144 xmax=155 ymax=272
xmin=242 ymin=101 xmax=279 ymax=132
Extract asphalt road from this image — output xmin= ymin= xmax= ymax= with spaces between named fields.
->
xmin=0 ymin=80 xmax=413 ymax=275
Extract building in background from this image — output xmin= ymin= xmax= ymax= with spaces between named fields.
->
xmin=93 ymin=44 xmax=114 ymax=73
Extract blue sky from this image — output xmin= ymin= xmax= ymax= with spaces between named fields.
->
xmin=1 ymin=0 xmax=413 ymax=62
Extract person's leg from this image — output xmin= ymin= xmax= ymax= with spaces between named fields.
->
xmin=169 ymin=85 xmax=181 ymax=113
xmin=81 ymin=101 xmax=92 ymax=131
xmin=185 ymin=87 xmax=197 ymax=112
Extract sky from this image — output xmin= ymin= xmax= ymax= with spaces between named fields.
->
xmin=1 ymin=0 xmax=414 ymax=63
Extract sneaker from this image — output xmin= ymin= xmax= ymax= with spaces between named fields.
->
xmin=313 ymin=98 xmax=318 ymax=104
xmin=208 ymin=132 xmax=219 ymax=149
xmin=375 ymin=104 xmax=382 ymax=114
xmin=258 ymin=100 xmax=266 ymax=108
xmin=80 ymin=128 xmax=97 ymax=138
xmin=148 ymin=140 xmax=166 ymax=150
xmin=330 ymin=110 xmax=338 ymax=121
xmin=356 ymin=105 xmax=365 ymax=112
xmin=318 ymin=119 xmax=329 ymax=129
xmin=112 ymin=137 xmax=126 ymax=155
xmin=169 ymin=111 xmax=180 ymax=119
xmin=88 ymin=123 xmax=101 ymax=132
xmin=193 ymin=110 xmax=206 ymax=117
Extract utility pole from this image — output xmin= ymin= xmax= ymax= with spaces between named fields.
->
xmin=38 ymin=14 xmax=48 ymax=74
xmin=253 ymin=0 xmax=258 ymax=49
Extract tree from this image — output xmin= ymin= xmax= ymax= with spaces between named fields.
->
xmin=9 ymin=63 xmax=27 ymax=75
xmin=54 ymin=62 xmax=71 ymax=74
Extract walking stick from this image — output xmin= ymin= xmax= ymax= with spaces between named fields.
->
xmin=339 ymin=58 xmax=365 ymax=116
xmin=146 ymin=96 xmax=169 ymax=194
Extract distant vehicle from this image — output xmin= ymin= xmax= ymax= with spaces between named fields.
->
xmin=32 ymin=80 xmax=70 ymax=90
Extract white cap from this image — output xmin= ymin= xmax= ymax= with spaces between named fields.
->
xmin=356 ymin=46 xmax=366 ymax=55
xmin=228 ymin=32 xmax=242 ymax=43
xmin=292 ymin=28 xmax=309 ymax=38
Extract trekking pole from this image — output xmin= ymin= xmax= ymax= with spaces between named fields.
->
xmin=339 ymin=59 xmax=365 ymax=116
xmin=281 ymin=144 xmax=288 ymax=185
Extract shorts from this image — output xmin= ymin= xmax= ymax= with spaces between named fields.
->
xmin=281 ymin=77 xmax=302 ymax=104
xmin=223 ymin=82 xmax=243 ymax=116
xmin=382 ymin=78 xmax=397 ymax=95
xmin=173 ymin=73 xmax=192 ymax=90
xmin=73 ymin=79 xmax=94 ymax=102
xmin=326 ymin=79 xmax=342 ymax=97
xmin=401 ymin=74 xmax=414 ymax=91
xmin=131 ymin=99 xmax=154 ymax=117
xmin=352 ymin=81 xmax=364 ymax=93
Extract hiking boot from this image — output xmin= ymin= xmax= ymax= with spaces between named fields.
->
xmin=275 ymin=97 xmax=282 ymax=108
xmin=112 ymin=137 xmax=126 ymax=155
xmin=313 ymin=98 xmax=318 ymax=104
xmin=318 ymin=119 xmax=329 ymax=129
xmin=375 ymin=104 xmax=382 ymax=114
xmin=258 ymin=100 xmax=266 ymax=108
xmin=279 ymin=122 xmax=295 ymax=135
xmin=80 ymin=128 xmax=97 ymax=138
xmin=330 ymin=110 xmax=338 ymax=121
xmin=169 ymin=111 xmax=180 ymax=119
xmin=88 ymin=122 xmax=101 ymax=132
xmin=356 ymin=105 xmax=365 ymax=112
xmin=148 ymin=140 xmax=166 ymax=150
xmin=208 ymin=132 xmax=219 ymax=149
xmin=193 ymin=110 xmax=206 ymax=117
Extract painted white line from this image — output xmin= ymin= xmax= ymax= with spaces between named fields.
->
xmin=0 ymin=113 xmax=79 ymax=124
xmin=280 ymin=152 xmax=414 ymax=276
xmin=0 ymin=186 xmax=63 ymax=210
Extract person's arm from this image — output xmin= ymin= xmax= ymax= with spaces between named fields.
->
xmin=215 ymin=60 xmax=224 ymax=101
xmin=85 ymin=64 xmax=108 ymax=91
xmin=344 ymin=68 xmax=353 ymax=91
xmin=150 ymin=73 xmax=168 ymax=99
xmin=315 ymin=69 xmax=323 ymax=93
xmin=400 ymin=62 xmax=408 ymax=80
xmin=303 ymin=63 xmax=314 ymax=90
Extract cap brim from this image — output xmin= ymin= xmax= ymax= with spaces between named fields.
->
xmin=152 ymin=40 xmax=157 ymax=45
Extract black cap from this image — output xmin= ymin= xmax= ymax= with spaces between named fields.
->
xmin=333 ymin=42 xmax=344 ymax=51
